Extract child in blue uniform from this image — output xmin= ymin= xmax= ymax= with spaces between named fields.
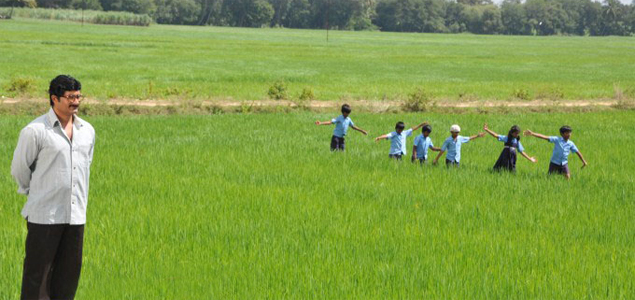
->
xmin=483 ymin=124 xmax=536 ymax=172
xmin=315 ymin=104 xmax=368 ymax=151
xmin=411 ymin=124 xmax=441 ymax=164
xmin=375 ymin=121 xmax=428 ymax=160
xmin=524 ymin=125 xmax=588 ymax=179
xmin=433 ymin=124 xmax=485 ymax=167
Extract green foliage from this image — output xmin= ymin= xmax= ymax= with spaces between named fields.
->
xmin=222 ymin=0 xmax=274 ymax=27
xmin=1 ymin=7 xmax=151 ymax=25
xmin=512 ymin=88 xmax=531 ymax=101
xmin=1 ymin=111 xmax=635 ymax=298
xmin=403 ymin=88 xmax=433 ymax=112
xmin=298 ymin=86 xmax=315 ymax=101
xmin=153 ymin=0 xmax=201 ymax=25
xmin=1 ymin=19 xmax=635 ymax=101
xmin=5 ymin=76 xmax=36 ymax=95
xmin=268 ymin=80 xmax=288 ymax=100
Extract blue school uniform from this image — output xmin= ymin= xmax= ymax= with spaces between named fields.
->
xmin=548 ymin=136 xmax=578 ymax=165
xmin=331 ymin=115 xmax=354 ymax=138
xmin=493 ymin=135 xmax=524 ymax=172
xmin=498 ymin=135 xmax=524 ymax=153
xmin=441 ymin=136 xmax=470 ymax=162
xmin=387 ymin=129 xmax=413 ymax=155
xmin=413 ymin=134 xmax=434 ymax=160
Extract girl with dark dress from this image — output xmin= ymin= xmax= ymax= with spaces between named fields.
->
xmin=483 ymin=124 xmax=537 ymax=172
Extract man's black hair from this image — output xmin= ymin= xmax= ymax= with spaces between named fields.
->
xmin=49 ymin=75 xmax=81 ymax=107
xmin=560 ymin=125 xmax=573 ymax=134
xmin=422 ymin=125 xmax=432 ymax=133
xmin=341 ymin=104 xmax=351 ymax=114
xmin=395 ymin=121 xmax=405 ymax=130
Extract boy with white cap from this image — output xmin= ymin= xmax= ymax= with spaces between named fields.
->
xmin=433 ymin=124 xmax=485 ymax=167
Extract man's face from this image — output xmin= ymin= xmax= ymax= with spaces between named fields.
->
xmin=561 ymin=131 xmax=571 ymax=140
xmin=423 ymin=131 xmax=430 ymax=137
xmin=53 ymin=90 xmax=81 ymax=116
xmin=451 ymin=131 xmax=459 ymax=138
xmin=342 ymin=112 xmax=350 ymax=118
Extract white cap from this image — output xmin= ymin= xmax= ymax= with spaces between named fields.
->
xmin=450 ymin=124 xmax=461 ymax=133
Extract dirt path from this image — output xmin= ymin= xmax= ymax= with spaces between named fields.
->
xmin=0 ymin=97 xmax=621 ymax=109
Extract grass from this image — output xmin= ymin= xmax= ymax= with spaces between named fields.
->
xmin=1 ymin=111 xmax=634 ymax=298
xmin=0 ymin=7 xmax=152 ymax=26
xmin=1 ymin=18 xmax=635 ymax=101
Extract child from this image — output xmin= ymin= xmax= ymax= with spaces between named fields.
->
xmin=375 ymin=121 xmax=428 ymax=160
xmin=483 ymin=124 xmax=536 ymax=172
xmin=411 ymin=124 xmax=442 ymax=164
xmin=524 ymin=125 xmax=588 ymax=179
xmin=315 ymin=104 xmax=368 ymax=151
xmin=433 ymin=124 xmax=485 ymax=167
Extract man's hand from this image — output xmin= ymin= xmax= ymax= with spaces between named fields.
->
xmin=529 ymin=157 xmax=537 ymax=163
xmin=361 ymin=130 xmax=368 ymax=135
xmin=581 ymin=161 xmax=588 ymax=169
xmin=411 ymin=155 xmax=416 ymax=163
xmin=524 ymin=129 xmax=533 ymax=136
xmin=478 ymin=132 xmax=486 ymax=138
xmin=483 ymin=123 xmax=489 ymax=131
xmin=315 ymin=121 xmax=321 ymax=125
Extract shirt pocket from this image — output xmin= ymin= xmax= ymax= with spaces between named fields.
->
xmin=74 ymin=141 xmax=93 ymax=167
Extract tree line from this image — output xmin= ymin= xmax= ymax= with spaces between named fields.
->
xmin=3 ymin=0 xmax=635 ymax=36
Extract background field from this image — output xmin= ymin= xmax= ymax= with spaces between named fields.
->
xmin=1 ymin=18 xmax=635 ymax=102
xmin=1 ymin=111 xmax=634 ymax=298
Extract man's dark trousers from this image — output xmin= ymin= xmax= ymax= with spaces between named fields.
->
xmin=21 ymin=222 xmax=84 ymax=300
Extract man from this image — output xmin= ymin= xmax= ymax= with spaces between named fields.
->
xmin=11 ymin=75 xmax=95 ymax=299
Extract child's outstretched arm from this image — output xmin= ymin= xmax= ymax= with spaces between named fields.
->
xmin=469 ymin=132 xmax=486 ymax=140
xmin=315 ymin=120 xmax=333 ymax=125
xmin=520 ymin=152 xmax=537 ymax=163
xmin=410 ymin=121 xmax=429 ymax=132
xmin=524 ymin=129 xmax=550 ymax=141
xmin=375 ymin=134 xmax=389 ymax=142
xmin=483 ymin=124 xmax=499 ymax=138
xmin=432 ymin=150 xmax=445 ymax=165
xmin=576 ymin=151 xmax=588 ymax=168
xmin=351 ymin=125 xmax=368 ymax=135
xmin=430 ymin=146 xmax=442 ymax=152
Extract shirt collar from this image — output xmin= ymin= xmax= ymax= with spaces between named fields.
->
xmin=47 ymin=108 xmax=84 ymax=129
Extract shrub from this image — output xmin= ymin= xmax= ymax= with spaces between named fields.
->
xmin=512 ymin=89 xmax=531 ymax=101
xmin=298 ymin=87 xmax=315 ymax=101
xmin=403 ymin=88 xmax=432 ymax=112
xmin=6 ymin=76 xmax=37 ymax=95
xmin=268 ymin=80 xmax=287 ymax=100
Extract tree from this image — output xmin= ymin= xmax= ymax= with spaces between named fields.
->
xmin=99 ymin=0 xmax=155 ymax=14
xmin=222 ymin=0 xmax=274 ymax=27
xmin=284 ymin=0 xmax=311 ymax=28
xmin=36 ymin=0 xmax=73 ymax=8
xmin=154 ymin=0 xmax=201 ymax=25
xmin=598 ymin=0 xmax=630 ymax=35
xmin=501 ymin=0 xmax=530 ymax=35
